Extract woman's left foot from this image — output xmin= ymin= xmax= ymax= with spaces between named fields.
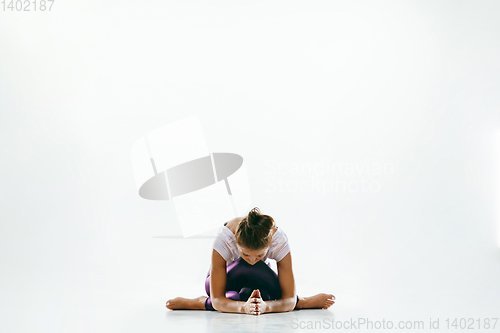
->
xmin=166 ymin=296 xmax=208 ymax=310
xmin=296 ymin=293 xmax=335 ymax=310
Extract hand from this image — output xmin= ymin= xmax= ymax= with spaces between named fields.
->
xmin=242 ymin=289 xmax=267 ymax=315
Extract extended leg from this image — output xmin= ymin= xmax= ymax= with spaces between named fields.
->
xmin=295 ymin=294 xmax=336 ymax=310
xmin=166 ymin=296 xmax=208 ymax=310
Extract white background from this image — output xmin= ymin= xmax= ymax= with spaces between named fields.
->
xmin=1 ymin=0 xmax=500 ymax=332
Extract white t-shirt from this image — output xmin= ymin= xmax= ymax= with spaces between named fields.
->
xmin=212 ymin=224 xmax=291 ymax=267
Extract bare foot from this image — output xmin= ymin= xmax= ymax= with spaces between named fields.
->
xmin=296 ymin=293 xmax=335 ymax=310
xmin=166 ymin=296 xmax=208 ymax=310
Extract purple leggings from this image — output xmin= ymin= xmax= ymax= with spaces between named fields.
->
xmin=204 ymin=256 xmax=300 ymax=311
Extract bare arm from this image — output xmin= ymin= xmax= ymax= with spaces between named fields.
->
xmin=209 ymin=249 xmax=246 ymax=313
xmin=263 ymin=252 xmax=297 ymax=313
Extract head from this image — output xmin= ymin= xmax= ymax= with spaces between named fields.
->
xmin=235 ymin=207 xmax=275 ymax=265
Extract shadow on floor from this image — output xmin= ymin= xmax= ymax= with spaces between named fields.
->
xmin=165 ymin=308 xmax=335 ymax=333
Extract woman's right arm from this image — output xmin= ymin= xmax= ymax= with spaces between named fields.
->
xmin=210 ymin=249 xmax=246 ymax=314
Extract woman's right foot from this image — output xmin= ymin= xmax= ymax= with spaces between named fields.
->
xmin=166 ymin=296 xmax=208 ymax=310
xmin=296 ymin=293 xmax=335 ymax=310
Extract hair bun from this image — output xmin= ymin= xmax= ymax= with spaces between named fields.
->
xmin=247 ymin=207 xmax=261 ymax=229
xmin=247 ymin=207 xmax=261 ymax=218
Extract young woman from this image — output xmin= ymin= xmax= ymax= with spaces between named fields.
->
xmin=166 ymin=207 xmax=335 ymax=315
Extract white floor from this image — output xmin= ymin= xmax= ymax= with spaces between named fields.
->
xmin=2 ymin=222 xmax=499 ymax=333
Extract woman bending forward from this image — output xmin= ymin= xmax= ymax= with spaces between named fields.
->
xmin=166 ymin=207 xmax=335 ymax=315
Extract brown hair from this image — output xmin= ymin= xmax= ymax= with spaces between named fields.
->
xmin=235 ymin=207 xmax=275 ymax=250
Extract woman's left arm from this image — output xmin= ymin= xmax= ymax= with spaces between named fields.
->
xmin=262 ymin=252 xmax=297 ymax=313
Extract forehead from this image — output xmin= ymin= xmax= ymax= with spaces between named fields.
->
xmin=237 ymin=245 xmax=269 ymax=255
